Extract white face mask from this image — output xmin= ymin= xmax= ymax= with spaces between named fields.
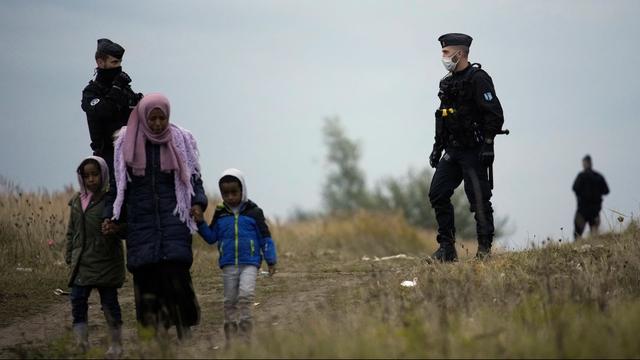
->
xmin=441 ymin=52 xmax=460 ymax=72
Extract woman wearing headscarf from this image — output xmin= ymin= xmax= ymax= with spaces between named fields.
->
xmin=102 ymin=93 xmax=207 ymax=340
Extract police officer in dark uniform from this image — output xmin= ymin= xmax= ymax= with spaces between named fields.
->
xmin=572 ymin=154 xmax=609 ymax=239
xmin=81 ymin=38 xmax=142 ymax=175
xmin=428 ymin=33 xmax=505 ymax=261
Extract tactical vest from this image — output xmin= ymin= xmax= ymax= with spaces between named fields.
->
xmin=436 ymin=63 xmax=484 ymax=148
xmin=90 ymin=80 xmax=141 ymax=112
xmin=86 ymin=80 xmax=140 ymax=151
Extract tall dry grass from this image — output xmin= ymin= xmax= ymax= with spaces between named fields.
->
xmin=272 ymin=210 xmax=439 ymax=259
xmin=0 ymin=178 xmax=73 ymax=325
xmin=0 ymin=179 xmax=70 ymax=270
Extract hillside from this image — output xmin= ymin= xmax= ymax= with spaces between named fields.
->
xmin=1 ymin=189 xmax=639 ymax=358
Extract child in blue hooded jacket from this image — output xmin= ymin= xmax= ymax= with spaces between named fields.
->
xmin=191 ymin=168 xmax=277 ymax=344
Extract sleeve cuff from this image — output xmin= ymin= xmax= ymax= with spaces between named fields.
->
xmin=197 ymin=221 xmax=209 ymax=230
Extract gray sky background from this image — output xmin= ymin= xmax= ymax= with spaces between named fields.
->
xmin=1 ymin=0 xmax=639 ymax=249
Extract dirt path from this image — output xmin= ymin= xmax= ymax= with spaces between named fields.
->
xmin=0 ymin=282 xmax=137 ymax=358
xmin=0 ymin=268 xmax=368 ymax=358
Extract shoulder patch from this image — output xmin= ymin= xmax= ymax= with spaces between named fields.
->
xmin=483 ymin=92 xmax=494 ymax=102
xmin=90 ymin=98 xmax=100 ymax=106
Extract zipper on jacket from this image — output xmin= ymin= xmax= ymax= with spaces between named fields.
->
xmin=234 ymin=214 xmax=239 ymax=265
xmin=151 ymin=146 xmax=161 ymax=230
xmin=151 ymin=145 xmax=164 ymax=261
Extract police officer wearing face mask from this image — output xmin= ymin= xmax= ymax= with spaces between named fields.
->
xmin=428 ymin=33 xmax=505 ymax=262
xmin=81 ymin=38 xmax=143 ymax=175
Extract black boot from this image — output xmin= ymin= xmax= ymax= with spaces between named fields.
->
xmin=431 ymin=241 xmax=457 ymax=262
xmin=476 ymin=237 xmax=492 ymax=260
xmin=224 ymin=322 xmax=238 ymax=349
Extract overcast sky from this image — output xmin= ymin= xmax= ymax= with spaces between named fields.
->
xmin=1 ymin=0 xmax=639 ymax=249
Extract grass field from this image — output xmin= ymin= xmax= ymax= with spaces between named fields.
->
xmin=1 ymin=185 xmax=639 ymax=358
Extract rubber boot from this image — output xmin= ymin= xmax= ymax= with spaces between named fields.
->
xmin=73 ymin=322 xmax=89 ymax=353
xmin=105 ymin=326 xmax=123 ymax=359
xmin=224 ymin=322 xmax=238 ymax=349
xmin=239 ymin=320 xmax=253 ymax=344
xmin=431 ymin=241 xmax=458 ymax=262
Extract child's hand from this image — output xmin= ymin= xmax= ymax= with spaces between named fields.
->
xmin=190 ymin=204 xmax=204 ymax=223
xmin=101 ymin=219 xmax=109 ymax=233
xmin=102 ymin=219 xmax=115 ymax=235
xmin=110 ymin=223 xmax=122 ymax=235
xmin=268 ymin=264 xmax=277 ymax=277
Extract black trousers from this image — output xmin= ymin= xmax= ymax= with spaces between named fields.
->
xmin=574 ymin=211 xmax=600 ymax=239
xmin=70 ymin=286 xmax=122 ymax=328
xmin=429 ymin=146 xmax=495 ymax=244
xmin=132 ymin=262 xmax=200 ymax=334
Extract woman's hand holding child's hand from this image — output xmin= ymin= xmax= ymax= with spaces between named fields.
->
xmin=101 ymin=219 xmax=111 ymax=234
xmin=190 ymin=205 xmax=204 ymax=223
xmin=101 ymin=219 xmax=118 ymax=235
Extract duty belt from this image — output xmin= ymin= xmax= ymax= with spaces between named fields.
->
xmin=438 ymin=107 xmax=483 ymax=148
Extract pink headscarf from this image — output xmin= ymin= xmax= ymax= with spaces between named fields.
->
xmin=122 ymin=93 xmax=189 ymax=184
xmin=112 ymin=93 xmax=202 ymax=232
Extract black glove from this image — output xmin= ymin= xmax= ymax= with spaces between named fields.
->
xmin=112 ymin=71 xmax=132 ymax=88
xmin=480 ymin=141 xmax=495 ymax=167
xmin=131 ymin=92 xmax=143 ymax=107
xmin=429 ymin=147 xmax=442 ymax=168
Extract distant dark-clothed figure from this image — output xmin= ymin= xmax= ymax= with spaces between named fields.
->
xmin=428 ymin=33 xmax=505 ymax=261
xmin=102 ymin=93 xmax=207 ymax=339
xmin=572 ymin=155 xmax=609 ymax=239
xmin=81 ymin=38 xmax=142 ymax=175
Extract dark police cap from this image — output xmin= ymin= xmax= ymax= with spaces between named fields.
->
xmin=438 ymin=33 xmax=473 ymax=48
xmin=96 ymin=38 xmax=125 ymax=59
